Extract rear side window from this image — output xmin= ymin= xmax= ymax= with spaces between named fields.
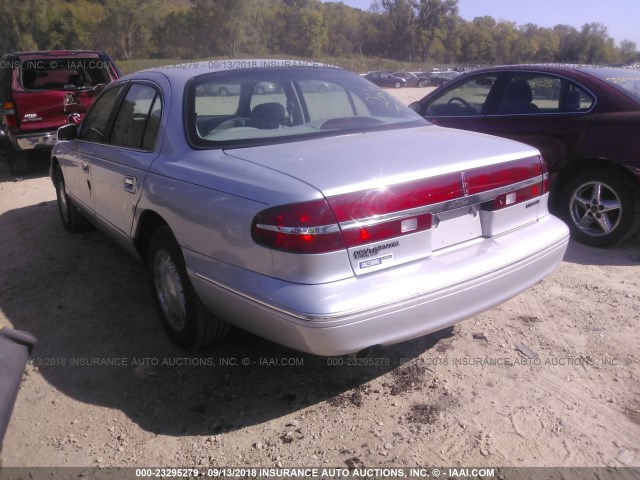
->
xmin=20 ymin=58 xmax=112 ymax=91
xmin=111 ymin=84 xmax=162 ymax=150
xmin=497 ymin=73 xmax=594 ymax=114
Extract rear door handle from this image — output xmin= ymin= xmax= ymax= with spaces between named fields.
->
xmin=124 ymin=176 xmax=137 ymax=194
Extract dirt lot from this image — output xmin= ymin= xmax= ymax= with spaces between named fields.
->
xmin=0 ymin=87 xmax=639 ymax=474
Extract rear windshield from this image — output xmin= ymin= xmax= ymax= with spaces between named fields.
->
xmin=583 ymin=67 xmax=640 ymax=103
xmin=20 ymin=58 xmax=113 ymax=91
xmin=185 ymin=67 xmax=426 ymax=148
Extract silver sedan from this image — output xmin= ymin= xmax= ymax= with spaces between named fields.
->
xmin=51 ymin=60 xmax=569 ymax=355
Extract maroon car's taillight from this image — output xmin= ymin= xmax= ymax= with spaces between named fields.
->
xmin=2 ymin=102 xmax=18 ymax=128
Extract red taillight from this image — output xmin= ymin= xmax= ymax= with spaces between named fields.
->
xmin=253 ymin=156 xmax=548 ymax=253
xmin=327 ymin=173 xmax=462 ymax=221
xmin=2 ymin=102 xmax=18 ymax=128
xmin=252 ymin=199 xmax=345 ymax=254
xmin=465 ymin=156 xmax=542 ymax=194
xmin=481 ymin=156 xmax=548 ymax=211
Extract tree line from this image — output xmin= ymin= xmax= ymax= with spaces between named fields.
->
xmin=1 ymin=0 xmax=638 ymax=68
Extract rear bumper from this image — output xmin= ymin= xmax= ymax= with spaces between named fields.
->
xmin=9 ymin=130 xmax=58 ymax=151
xmin=188 ymin=215 xmax=569 ymax=356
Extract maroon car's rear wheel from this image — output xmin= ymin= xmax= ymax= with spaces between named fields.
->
xmin=147 ymin=226 xmax=230 ymax=350
xmin=560 ymin=169 xmax=640 ymax=247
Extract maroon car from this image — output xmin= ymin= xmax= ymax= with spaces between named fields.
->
xmin=0 ymin=50 xmax=120 ymax=174
xmin=410 ymin=65 xmax=640 ymax=247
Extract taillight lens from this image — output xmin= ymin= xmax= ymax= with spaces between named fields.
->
xmin=252 ymin=156 xmax=548 ymax=253
xmin=479 ymin=156 xmax=548 ymax=211
xmin=252 ymin=199 xmax=345 ymax=254
xmin=2 ymin=102 xmax=18 ymax=128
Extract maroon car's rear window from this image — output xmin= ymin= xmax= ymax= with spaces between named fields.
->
xmin=582 ymin=67 xmax=640 ymax=104
xmin=21 ymin=58 xmax=112 ymax=91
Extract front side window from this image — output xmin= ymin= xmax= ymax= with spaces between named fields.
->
xmin=111 ymin=84 xmax=162 ymax=150
xmin=79 ymin=85 xmax=124 ymax=143
xmin=425 ymin=74 xmax=498 ymax=116
xmin=187 ymin=68 xmax=425 ymax=148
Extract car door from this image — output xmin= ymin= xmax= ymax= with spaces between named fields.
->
xmin=90 ymin=81 xmax=165 ymax=241
xmin=479 ymin=72 xmax=598 ymax=171
xmin=419 ymin=72 xmax=504 ymax=132
xmin=62 ymin=84 xmax=126 ymax=214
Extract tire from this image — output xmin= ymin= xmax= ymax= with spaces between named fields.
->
xmin=9 ymin=150 xmax=28 ymax=176
xmin=218 ymin=86 xmax=229 ymax=97
xmin=394 ymin=81 xmax=402 ymax=89
xmin=255 ymin=85 xmax=265 ymax=94
xmin=147 ymin=226 xmax=230 ymax=350
xmin=54 ymin=166 xmax=91 ymax=232
xmin=559 ymin=168 xmax=640 ymax=247
xmin=318 ymin=84 xmax=328 ymax=93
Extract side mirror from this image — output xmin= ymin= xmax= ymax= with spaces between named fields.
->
xmin=57 ymin=123 xmax=79 ymax=141
xmin=408 ymin=101 xmax=421 ymax=114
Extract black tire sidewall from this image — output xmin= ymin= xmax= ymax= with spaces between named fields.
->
xmin=54 ymin=167 xmax=72 ymax=230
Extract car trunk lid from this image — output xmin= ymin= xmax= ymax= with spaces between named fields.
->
xmin=231 ymin=126 xmax=548 ymax=276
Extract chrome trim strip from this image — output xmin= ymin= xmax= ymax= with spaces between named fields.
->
xmin=255 ymin=223 xmax=340 ymax=236
xmin=255 ymin=174 xmax=546 ymax=235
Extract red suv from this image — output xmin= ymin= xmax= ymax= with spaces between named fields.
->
xmin=0 ymin=50 xmax=120 ymax=174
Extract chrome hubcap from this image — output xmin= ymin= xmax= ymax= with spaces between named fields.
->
xmin=153 ymin=249 xmax=186 ymax=331
xmin=569 ymin=181 xmax=622 ymax=237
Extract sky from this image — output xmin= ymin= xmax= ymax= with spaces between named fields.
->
xmin=326 ymin=0 xmax=640 ymax=47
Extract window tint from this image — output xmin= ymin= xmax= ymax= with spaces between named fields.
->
xmin=20 ymin=59 xmax=112 ymax=91
xmin=79 ymin=85 xmax=124 ymax=142
xmin=188 ymin=68 xmax=424 ymax=148
xmin=296 ymin=80 xmax=353 ymax=120
xmin=425 ymin=74 xmax=498 ymax=116
xmin=497 ymin=74 xmax=594 ymax=115
xmin=111 ymin=84 xmax=162 ymax=150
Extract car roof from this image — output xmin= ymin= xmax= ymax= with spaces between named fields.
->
xmin=456 ymin=63 xmax=637 ymax=77
xmin=3 ymin=50 xmax=107 ymax=60
xmin=134 ymin=59 xmax=338 ymax=81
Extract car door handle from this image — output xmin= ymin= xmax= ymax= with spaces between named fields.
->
xmin=82 ymin=160 xmax=89 ymax=173
xmin=124 ymin=176 xmax=137 ymax=194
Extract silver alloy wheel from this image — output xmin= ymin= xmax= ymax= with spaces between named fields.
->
xmin=153 ymin=249 xmax=187 ymax=331
xmin=569 ymin=180 xmax=622 ymax=237
xmin=57 ymin=174 xmax=69 ymax=224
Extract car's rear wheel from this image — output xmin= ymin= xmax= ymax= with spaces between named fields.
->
xmin=394 ymin=81 xmax=402 ymax=89
xmin=559 ymin=169 xmax=640 ymax=247
xmin=418 ymin=80 xmax=427 ymax=88
xmin=148 ymin=226 xmax=230 ymax=350
xmin=54 ymin=165 xmax=91 ymax=232
xmin=255 ymin=85 xmax=265 ymax=94
xmin=218 ymin=86 xmax=229 ymax=96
